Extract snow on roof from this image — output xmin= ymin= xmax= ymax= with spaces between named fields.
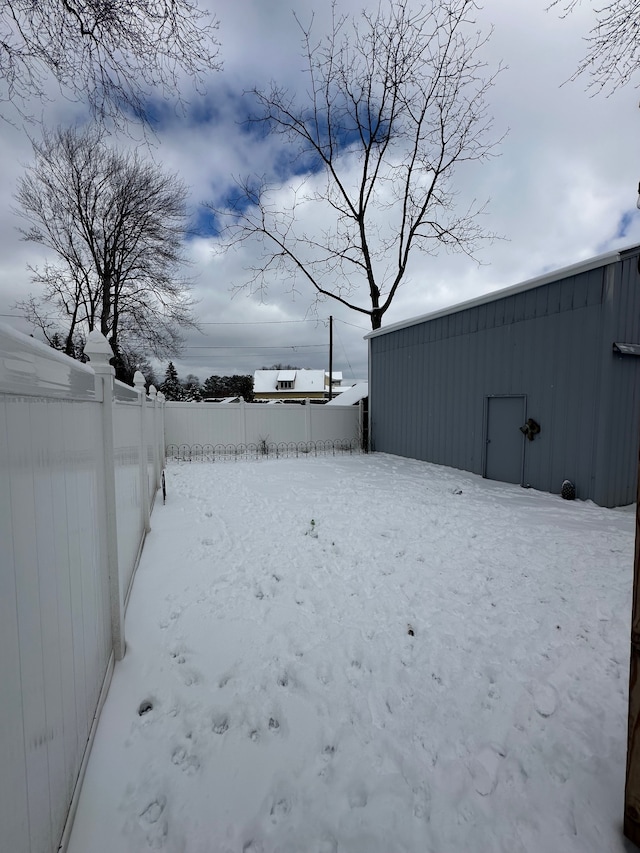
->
xmin=253 ymin=369 xmax=327 ymax=394
xmin=364 ymin=245 xmax=637 ymax=340
xmin=277 ymin=370 xmax=297 ymax=382
xmin=326 ymin=382 xmax=368 ymax=406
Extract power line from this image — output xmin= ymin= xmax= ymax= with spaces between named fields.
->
xmin=197 ymin=320 xmax=318 ymax=325
xmin=178 ymin=353 xmax=328 ymax=360
xmin=183 ymin=344 xmax=326 ymax=350
xmin=334 ymin=317 xmax=370 ymax=331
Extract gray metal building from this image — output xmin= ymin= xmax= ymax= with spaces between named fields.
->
xmin=366 ymin=244 xmax=640 ymax=507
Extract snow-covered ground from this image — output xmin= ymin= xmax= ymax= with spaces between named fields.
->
xmin=67 ymin=453 xmax=636 ymax=853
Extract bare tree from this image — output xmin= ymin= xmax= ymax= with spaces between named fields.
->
xmin=214 ymin=0 xmax=501 ymax=330
xmin=548 ymin=0 xmax=640 ymax=93
xmin=15 ymin=125 xmax=197 ymax=376
xmin=0 ymin=0 xmax=220 ymax=125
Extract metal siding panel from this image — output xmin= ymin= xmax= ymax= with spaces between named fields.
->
xmin=524 ymin=287 xmax=538 ymax=320
xmin=0 ymin=396 xmax=30 ymax=853
xmin=549 ymin=305 xmax=576 ymax=489
xmin=416 ymin=340 xmax=427 ymax=458
xmin=428 ymin=335 xmax=439 ymax=461
xmin=559 ymin=278 xmax=574 ymax=311
xmin=444 ymin=337 xmax=455 ymax=465
xmin=513 ymin=292 xmax=525 ymax=323
xmin=547 ymin=281 xmax=561 ymax=314
xmin=477 ymin=303 xmax=488 ymax=331
xmin=467 ymin=331 xmax=482 ymax=471
xmin=587 ymin=268 xmax=605 ymax=306
xmin=400 ymin=331 xmax=411 ymax=454
xmin=597 ymin=258 xmax=640 ymax=505
xmin=530 ymin=311 xmax=558 ymax=493
xmin=535 ymin=284 xmax=549 ymax=318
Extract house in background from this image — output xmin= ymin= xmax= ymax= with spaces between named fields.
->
xmin=253 ymin=369 xmax=344 ymax=402
xmin=366 ymin=244 xmax=640 ymax=508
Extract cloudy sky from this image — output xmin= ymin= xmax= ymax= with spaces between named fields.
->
xmin=1 ymin=0 xmax=639 ymax=386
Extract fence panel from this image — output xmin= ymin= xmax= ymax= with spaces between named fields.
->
xmin=113 ymin=396 xmax=144 ymax=601
xmin=0 ymin=323 xmax=165 ymax=853
xmin=0 ymin=347 xmax=106 ymax=853
xmin=165 ymin=400 xmax=362 ymax=449
xmin=309 ymin=404 xmax=362 ymax=443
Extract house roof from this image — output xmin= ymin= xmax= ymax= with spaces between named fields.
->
xmin=364 ymin=244 xmax=640 ymax=341
xmin=326 ymin=382 xmax=368 ymax=406
xmin=278 ymin=370 xmax=297 ymax=382
xmin=253 ymin=369 xmax=327 ymax=394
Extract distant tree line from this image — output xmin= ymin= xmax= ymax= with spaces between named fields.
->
xmin=160 ymin=362 xmax=254 ymax=402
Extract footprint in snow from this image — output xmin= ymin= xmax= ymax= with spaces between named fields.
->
xmin=137 ymin=699 xmax=155 ymax=717
xmin=138 ymin=797 xmax=168 ymax=849
xmin=212 ymin=711 xmax=230 ymax=735
xmin=159 ymin=608 xmax=182 ymax=630
xmin=532 ymin=683 xmax=559 ymax=717
xmin=277 ymin=671 xmax=290 ymax=688
xmin=412 ymin=783 xmax=431 ymax=820
xmin=468 ymin=745 xmax=505 ymax=796
xmin=180 ymin=667 xmax=202 ymax=687
xmin=269 ymin=796 xmax=291 ymax=824
xmin=171 ymin=745 xmax=200 ymax=774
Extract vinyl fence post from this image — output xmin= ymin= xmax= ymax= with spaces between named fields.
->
xmin=240 ymin=397 xmax=247 ymax=446
xmin=149 ymin=385 xmax=160 ymax=495
xmin=157 ymin=391 xmax=166 ymax=469
xmin=84 ymin=331 xmax=125 ymax=661
xmin=134 ymin=372 xmax=151 ymax=534
xmin=305 ymin=399 xmax=311 ymax=443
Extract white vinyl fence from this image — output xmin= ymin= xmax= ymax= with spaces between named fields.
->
xmin=0 ymin=323 xmax=165 ymax=853
xmin=164 ymin=399 xmax=363 ymax=453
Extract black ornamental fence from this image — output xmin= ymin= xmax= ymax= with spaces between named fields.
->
xmin=166 ymin=438 xmax=362 ymax=463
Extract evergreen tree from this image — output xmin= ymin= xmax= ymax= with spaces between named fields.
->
xmin=202 ymin=374 xmax=254 ymax=401
xmin=161 ymin=362 xmax=184 ymax=401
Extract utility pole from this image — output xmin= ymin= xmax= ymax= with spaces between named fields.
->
xmin=328 ymin=315 xmax=333 ymax=401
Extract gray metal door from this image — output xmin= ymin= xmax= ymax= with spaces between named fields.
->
xmin=485 ymin=395 xmax=526 ymax=484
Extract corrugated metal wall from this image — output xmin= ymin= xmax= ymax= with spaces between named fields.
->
xmin=595 ymin=251 xmax=640 ymax=505
xmin=370 ymin=251 xmax=640 ymax=507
